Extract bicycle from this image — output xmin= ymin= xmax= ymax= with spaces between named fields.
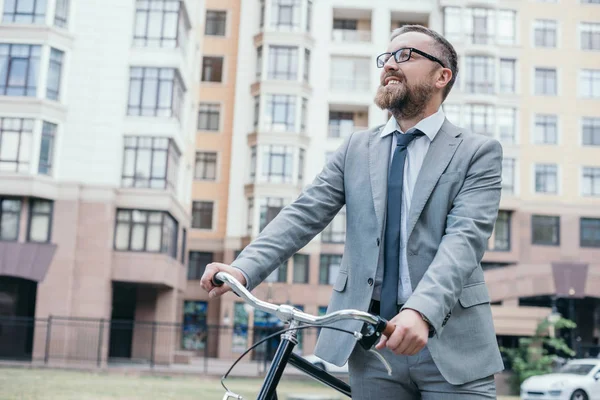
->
xmin=212 ymin=272 xmax=395 ymax=400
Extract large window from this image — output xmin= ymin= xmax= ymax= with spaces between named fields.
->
xmin=0 ymin=117 xmax=33 ymax=173
xmin=443 ymin=7 xmax=461 ymax=41
xmin=580 ymin=69 xmax=600 ymax=98
xmin=197 ymin=103 xmax=220 ymax=131
xmin=28 ymin=199 xmax=52 ymax=243
xmin=465 ymin=56 xmax=495 ymax=94
xmin=260 ymin=145 xmax=293 ymax=183
xmin=535 ymin=164 xmax=558 ymax=194
xmin=534 ymin=19 xmax=557 ymax=48
xmin=191 ymin=201 xmax=214 ymax=230
xmin=322 ymin=208 xmax=346 ymax=243
xmin=502 ymin=157 xmax=515 ymax=194
xmin=532 ymin=215 xmax=560 ymax=246
xmin=535 ymin=115 xmax=557 ymax=144
xmin=488 ymin=211 xmax=510 ymax=251
xmin=205 ymin=10 xmax=226 ymax=36
xmin=271 ymin=0 xmax=301 ymax=31
xmin=497 ymin=10 xmax=516 ymax=45
xmin=0 ymin=198 xmax=21 ymax=241
xmin=54 ymin=0 xmax=69 ymax=28
xmin=319 ymin=254 xmax=342 ymax=285
xmin=0 ymin=44 xmax=41 ymax=97
xmin=46 ymin=48 xmax=63 ymax=101
xmin=114 ymin=209 xmax=179 ymax=258
xmin=265 ymin=262 xmax=287 ymax=283
xmin=463 ymin=104 xmax=494 ymax=137
xmin=187 ymin=251 xmax=213 ymax=280
xmin=583 ymin=117 xmax=600 ymax=146
xmin=499 ymin=59 xmax=515 ymax=93
xmin=328 ymin=112 xmax=356 ymax=138
xmin=581 ymin=218 xmax=600 ymax=248
xmin=292 ymin=254 xmax=309 ymax=283
xmin=330 ymin=57 xmax=370 ymax=91
xmin=194 ymin=152 xmax=217 ymax=180
xmin=38 ymin=121 xmax=56 ymax=175
xmin=497 ymin=107 xmax=516 ymax=144
xmin=2 ymin=0 xmax=46 ymax=23
xmin=201 ymin=56 xmax=224 ymax=82
xmin=264 ymin=94 xmax=296 ymax=132
xmin=268 ymin=46 xmax=298 ymax=80
xmin=128 ymin=67 xmax=185 ymax=119
xmin=466 ymin=8 xmax=494 ymax=45
xmin=583 ymin=167 xmax=600 ymax=196
xmin=535 ymin=68 xmax=557 ymax=95
xmin=133 ymin=0 xmax=190 ymax=48
xmin=581 ymin=22 xmax=600 ymax=50
xmin=121 ymin=136 xmax=180 ymax=190
xmin=259 ymin=197 xmax=284 ymax=231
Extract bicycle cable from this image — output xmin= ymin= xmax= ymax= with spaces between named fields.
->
xmin=220 ymin=324 xmax=359 ymax=394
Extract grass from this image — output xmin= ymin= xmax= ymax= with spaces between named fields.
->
xmin=0 ymin=367 xmax=520 ymax=399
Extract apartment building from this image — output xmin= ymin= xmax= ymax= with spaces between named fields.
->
xmin=0 ymin=0 xmax=202 ymax=363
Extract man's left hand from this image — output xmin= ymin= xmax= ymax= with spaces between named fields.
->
xmin=375 ymin=309 xmax=429 ymax=355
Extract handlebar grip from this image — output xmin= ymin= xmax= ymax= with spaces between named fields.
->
xmin=382 ymin=322 xmax=395 ymax=337
xmin=212 ymin=272 xmax=224 ymax=287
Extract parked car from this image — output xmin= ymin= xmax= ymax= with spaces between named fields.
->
xmin=520 ymin=358 xmax=600 ymax=400
xmin=302 ymin=354 xmax=348 ymax=374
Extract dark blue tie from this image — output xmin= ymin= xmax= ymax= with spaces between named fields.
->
xmin=380 ymin=129 xmax=424 ymax=320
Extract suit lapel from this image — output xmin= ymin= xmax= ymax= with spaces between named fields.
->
xmin=368 ymin=126 xmax=391 ymax=236
xmin=406 ymin=120 xmax=463 ymax=240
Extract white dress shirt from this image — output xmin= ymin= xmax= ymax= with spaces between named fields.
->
xmin=373 ymin=107 xmax=446 ymax=305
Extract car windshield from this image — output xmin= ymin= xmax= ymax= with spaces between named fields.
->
xmin=558 ymin=364 xmax=596 ymax=375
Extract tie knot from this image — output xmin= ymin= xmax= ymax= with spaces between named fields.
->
xmin=395 ymin=130 xmax=424 ymax=147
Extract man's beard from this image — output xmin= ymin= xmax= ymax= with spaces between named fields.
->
xmin=374 ymin=76 xmax=435 ymax=120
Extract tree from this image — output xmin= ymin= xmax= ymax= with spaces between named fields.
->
xmin=500 ymin=315 xmax=577 ymax=394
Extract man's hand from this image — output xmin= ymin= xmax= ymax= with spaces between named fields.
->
xmin=200 ymin=263 xmax=247 ymax=299
xmin=375 ymin=309 xmax=429 ymax=355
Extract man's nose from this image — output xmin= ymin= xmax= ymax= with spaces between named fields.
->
xmin=383 ymin=57 xmax=399 ymax=73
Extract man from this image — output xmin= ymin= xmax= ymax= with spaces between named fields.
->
xmin=201 ymin=25 xmax=504 ymax=398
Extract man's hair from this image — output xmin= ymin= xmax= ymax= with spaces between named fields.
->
xmin=389 ymin=25 xmax=458 ymax=101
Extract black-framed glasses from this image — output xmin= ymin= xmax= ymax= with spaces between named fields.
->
xmin=376 ymin=47 xmax=445 ymax=69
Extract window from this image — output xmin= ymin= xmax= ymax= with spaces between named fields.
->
xmin=583 ymin=117 xmax=600 ymax=146
xmin=191 ymin=201 xmax=214 ymax=230
xmin=532 ymin=215 xmax=560 ymax=246
xmin=253 ymin=95 xmax=260 ymax=128
xmin=535 ymin=68 xmax=557 ymax=95
xmin=247 ymin=197 xmax=254 ymax=234
xmin=306 ymin=0 xmax=312 ymax=32
xmin=300 ymin=98 xmax=307 ymax=132
xmin=271 ymin=0 xmax=300 ymax=31
xmin=303 ymin=49 xmax=310 ymax=82
xmin=497 ymin=10 xmax=516 ymax=45
xmin=502 ymin=157 xmax=515 ymax=194
xmin=261 ymin=145 xmax=293 ymax=183
xmin=2 ymin=0 xmax=46 ymax=23
xmin=114 ymin=209 xmax=179 ymax=258
xmin=499 ymin=59 xmax=515 ymax=93
xmin=581 ymin=218 xmax=600 ymax=248
xmin=256 ymin=46 xmax=262 ymax=81
xmin=328 ymin=112 xmax=356 ymax=138
xmin=488 ymin=210 xmax=510 ymax=251
xmin=205 ymin=10 xmax=226 ymax=36
xmin=534 ymin=20 xmax=557 ymax=47
xmin=180 ymin=228 xmax=186 ymax=263
xmin=535 ymin=164 xmax=558 ymax=194
xmin=582 ymin=0 xmax=600 ymax=3
xmin=128 ymin=67 xmax=185 ymax=119
xmin=121 ymin=136 xmax=180 ymax=190
xmin=298 ymin=148 xmax=305 ymax=182
xmin=28 ymin=199 xmax=52 ymax=243
xmin=46 ymin=48 xmax=63 ymax=101
xmin=249 ymin=146 xmax=256 ymax=181
xmin=580 ymin=69 xmax=600 ymax=98
xmin=0 ymin=117 xmax=33 ymax=173
xmin=265 ymin=262 xmax=287 ymax=283
xmin=464 ymin=104 xmax=494 ymax=137
xmin=583 ymin=167 xmax=600 ymax=196
xmin=319 ymin=254 xmax=342 ymax=285
xmin=133 ymin=0 xmax=189 ymax=48
xmin=293 ymin=254 xmax=309 ymax=283
xmin=259 ymin=197 xmax=284 ymax=231
xmin=187 ymin=251 xmax=213 ymax=280
xmin=497 ymin=107 xmax=516 ymax=144
xmin=322 ymin=208 xmax=346 ymax=243
xmin=442 ymin=104 xmax=461 ymax=124
xmin=443 ymin=7 xmax=461 ymax=41
xmin=201 ymin=56 xmax=224 ymax=82
xmin=264 ymin=94 xmax=296 ymax=132
xmin=54 ymin=0 xmax=68 ymax=28
xmin=466 ymin=8 xmax=494 ymax=45
xmin=195 ymin=152 xmax=217 ymax=180
xmin=0 ymin=198 xmax=21 ymax=241
xmin=0 ymin=44 xmax=41 ymax=96
xmin=268 ymin=46 xmax=298 ymax=80
xmin=197 ymin=103 xmax=220 ymax=131
xmin=330 ymin=57 xmax=370 ymax=91
xmin=182 ymin=300 xmax=208 ymax=350
xmin=581 ymin=22 xmax=600 ymax=50
xmin=38 ymin=121 xmax=56 ymax=175
xmin=534 ymin=115 xmax=557 ymax=144
xmin=465 ymin=56 xmax=495 ymax=94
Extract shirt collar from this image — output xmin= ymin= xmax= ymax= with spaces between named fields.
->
xmin=380 ymin=107 xmax=445 ymax=142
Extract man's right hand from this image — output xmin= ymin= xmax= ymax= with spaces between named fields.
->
xmin=200 ymin=262 xmax=247 ymax=299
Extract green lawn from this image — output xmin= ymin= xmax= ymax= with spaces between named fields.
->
xmin=0 ymin=367 xmax=520 ymax=399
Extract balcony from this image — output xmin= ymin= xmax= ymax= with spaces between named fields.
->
xmin=331 ymin=29 xmax=371 ymax=43
xmin=328 ymin=107 xmax=369 ymax=139
xmin=332 ymin=9 xmax=372 ymax=43
xmin=330 ymin=78 xmax=370 ymax=92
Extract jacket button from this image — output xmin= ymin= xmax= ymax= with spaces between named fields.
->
xmin=376 ymin=238 xmax=380 ymax=246
xmin=367 ymin=278 xmax=373 ymax=286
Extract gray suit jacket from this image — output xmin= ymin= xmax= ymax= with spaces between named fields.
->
xmin=232 ymin=119 xmax=505 ymax=385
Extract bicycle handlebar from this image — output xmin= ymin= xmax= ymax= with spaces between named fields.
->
xmin=213 ymin=272 xmax=394 ymax=338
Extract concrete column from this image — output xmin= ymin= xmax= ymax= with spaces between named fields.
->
xmin=152 ymin=287 xmax=177 ymax=364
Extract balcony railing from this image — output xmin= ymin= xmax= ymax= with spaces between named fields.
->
xmin=328 ymin=124 xmax=368 ymax=138
xmin=330 ymin=78 xmax=370 ymax=92
xmin=331 ymin=29 xmax=372 ymax=43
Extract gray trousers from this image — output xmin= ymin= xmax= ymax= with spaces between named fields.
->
xmin=347 ymin=342 xmax=496 ymax=399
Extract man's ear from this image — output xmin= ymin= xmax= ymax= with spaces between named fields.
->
xmin=436 ymin=68 xmax=452 ymax=91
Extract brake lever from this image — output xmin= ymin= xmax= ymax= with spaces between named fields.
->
xmin=358 ymin=316 xmax=394 ymax=376
xmin=222 ymin=391 xmax=243 ymax=400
